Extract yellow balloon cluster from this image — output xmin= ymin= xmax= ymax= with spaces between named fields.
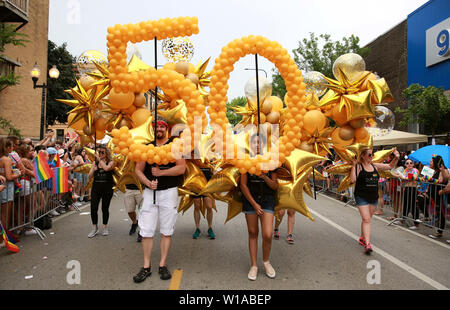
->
xmin=111 ymin=126 xmax=178 ymax=166
xmin=106 ymin=17 xmax=199 ymax=94
xmin=207 ymin=35 xmax=307 ymax=174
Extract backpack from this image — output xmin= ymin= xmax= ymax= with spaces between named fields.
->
xmin=34 ymin=215 xmax=52 ymax=231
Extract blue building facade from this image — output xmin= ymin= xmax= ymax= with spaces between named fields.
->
xmin=407 ymin=0 xmax=450 ymax=90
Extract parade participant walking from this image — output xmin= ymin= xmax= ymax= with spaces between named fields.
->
xmin=124 ymin=183 xmax=142 ymax=236
xmin=133 ymin=116 xmax=186 ymax=283
xmin=274 ymin=209 xmax=295 ymax=244
xmin=87 ymin=145 xmax=116 ymax=238
xmin=351 ymin=148 xmax=400 ymax=254
xmin=240 ymin=134 xmax=279 ymax=281
xmin=192 ymin=164 xmax=215 ymax=240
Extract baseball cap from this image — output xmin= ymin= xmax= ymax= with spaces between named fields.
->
xmin=47 ymin=147 xmax=57 ymax=155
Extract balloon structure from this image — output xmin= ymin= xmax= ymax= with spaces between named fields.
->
xmin=58 ymin=16 xmax=397 ymax=222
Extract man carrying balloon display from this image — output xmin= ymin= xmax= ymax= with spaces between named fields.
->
xmin=133 ymin=116 xmax=186 ymax=283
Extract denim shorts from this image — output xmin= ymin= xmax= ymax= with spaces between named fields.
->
xmin=355 ymin=195 xmax=378 ymax=207
xmin=1 ymin=182 xmax=14 ymax=203
xmin=242 ymin=195 xmax=275 ymax=214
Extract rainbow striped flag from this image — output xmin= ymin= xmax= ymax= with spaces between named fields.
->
xmin=52 ymin=156 xmax=61 ymax=168
xmin=32 ymin=152 xmax=53 ymax=184
xmin=0 ymin=222 xmax=19 ymax=253
xmin=52 ymin=167 xmax=69 ymax=194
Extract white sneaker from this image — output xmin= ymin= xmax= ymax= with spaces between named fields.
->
xmin=88 ymin=228 xmax=98 ymax=238
xmin=0 ymin=242 xmax=5 ymax=248
xmin=263 ymin=261 xmax=276 ymax=279
xmin=409 ymin=226 xmax=418 ymax=230
xmin=50 ymin=210 xmax=60 ymax=216
xmin=75 ymin=202 xmax=83 ymax=207
xmin=248 ymin=266 xmax=258 ymax=281
xmin=102 ymin=228 xmax=109 ymax=236
xmin=25 ymin=229 xmax=37 ymax=236
xmin=446 ymin=240 xmax=450 ymax=244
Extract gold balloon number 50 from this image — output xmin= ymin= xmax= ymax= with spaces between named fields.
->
xmin=107 ymin=17 xmax=207 ymax=165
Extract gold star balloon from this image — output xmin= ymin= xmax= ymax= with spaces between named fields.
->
xmin=320 ymin=68 xmax=375 ymax=122
xmin=302 ymin=127 xmax=334 ymax=156
xmin=194 ymin=57 xmax=211 ymax=97
xmin=128 ymin=116 xmax=154 ymax=145
xmin=274 ymin=150 xmax=325 ymax=220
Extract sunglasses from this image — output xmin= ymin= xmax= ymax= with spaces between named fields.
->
xmin=98 ymin=151 xmax=105 ymax=155
xmin=406 ymin=162 xmax=413 ymax=165
xmin=367 ymin=153 xmax=373 ymax=158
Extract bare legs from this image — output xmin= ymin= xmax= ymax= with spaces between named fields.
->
xmin=141 ymin=234 xmax=172 ymax=269
xmin=193 ymin=197 xmax=213 ymax=229
xmin=275 ymin=209 xmax=295 ymax=235
xmin=358 ymin=204 xmax=377 ymax=244
xmin=245 ymin=212 xmax=275 ymax=267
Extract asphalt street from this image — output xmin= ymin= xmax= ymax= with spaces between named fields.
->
xmin=1 ymin=192 xmax=449 ymax=290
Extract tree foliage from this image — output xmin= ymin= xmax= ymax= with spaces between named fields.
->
xmin=46 ymin=40 xmax=77 ymax=126
xmin=396 ymin=84 xmax=450 ymax=137
xmin=272 ymin=33 xmax=370 ymax=98
xmin=226 ymin=96 xmax=247 ymax=126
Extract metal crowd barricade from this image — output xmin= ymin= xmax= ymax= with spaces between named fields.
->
xmin=315 ymin=172 xmax=449 ymax=234
xmin=0 ymin=175 xmax=81 ymax=241
xmin=382 ymin=178 xmax=448 ymax=233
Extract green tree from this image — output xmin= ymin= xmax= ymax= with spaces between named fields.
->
xmin=272 ymin=33 xmax=370 ymax=98
xmin=0 ymin=23 xmax=29 ymax=89
xmin=396 ymin=84 xmax=450 ymax=137
xmin=226 ymin=96 xmax=247 ymax=126
xmin=46 ymin=40 xmax=77 ymax=126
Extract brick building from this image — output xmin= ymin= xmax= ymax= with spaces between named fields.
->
xmin=0 ymin=0 xmax=50 ymax=139
xmin=363 ymin=0 xmax=449 ymax=144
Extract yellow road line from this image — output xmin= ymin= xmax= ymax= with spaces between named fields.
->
xmin=169 ymin=269 xmax=183 ymax=290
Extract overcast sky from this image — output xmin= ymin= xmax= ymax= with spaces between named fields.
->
xmin=49 ymin=0 xmax=429 ymax=99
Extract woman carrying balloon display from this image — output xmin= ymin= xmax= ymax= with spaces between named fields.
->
xmin=351 ymin=147 xmax=400 ymax=254
xmin=240 ymin=133 xmax=279 ymax=281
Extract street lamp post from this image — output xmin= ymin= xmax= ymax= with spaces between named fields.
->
xmin=244 ymin=68 xmax=268 ymax=78
xmin=31 ymin=63 xmax=60 ymax=140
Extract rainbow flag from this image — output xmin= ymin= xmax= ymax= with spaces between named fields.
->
xmin=0 ymin=222 xmax=19 ymax=253
xmin=32 ymin=152 xmax=53 ymax=184
xmin=52 ymin=167 xmax=69 ymax=194
xmin=52 ymin=156 xmax=61 ymax=168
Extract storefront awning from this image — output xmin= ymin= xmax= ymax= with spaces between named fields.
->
xmin=373 ymin=130 xmax=428 ymax=146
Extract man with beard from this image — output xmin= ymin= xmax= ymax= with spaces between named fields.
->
xmin=133 ymin=116 xmax=186 ymax=283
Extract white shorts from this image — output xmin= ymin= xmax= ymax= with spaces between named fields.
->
xmin=138 ymin=187 xmax=178 ymax=238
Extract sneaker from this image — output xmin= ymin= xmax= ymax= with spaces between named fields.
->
xmin=248 ymin=266 xmax=258 ymax=281
xmin=358 ymin=236 xmax=366 ymax=246
xmin=446 ymin=240 xmax=450 ymax=244
xmin=102 ymin=228 xmax=109 ymax=236
xmin=58 ymin=207 xmax=66 ymax=214
xmin=137 ymin=233 xmax=142 ymax=243
xmin=129 ymin=223 xmax=138 ymax=235
xmin=286 ymin=234 xmax=295 ymax=245
xmin=159 ymin=266 xmax=172 ymax=280
xmin=88 ymin=228 xmax=98 ymax=238
xmin=207 ymin=228 xmax=216 ymax=240
xmin=409 ymin=226 xmax=418 ymax=231
xmin=24 ymin=229 xmax=37 ymax=236
xmin=73 ymin=194 xmax=80 ymax=200
xmin=192 ymin=228 xmax=201 ymax=239
xmin=365 ymin=243 xmax=373 ymax=255
xmin=273 ymin=229 xmax=279 ymax=240
xmin=50 ymin=210 xmax=60 ymax=216
xmin=133 ymin=267 xmax=151 ymax=283
xmin=428 ymin=233 xmax=443 ymax=239
xmin=263 ymin=261 xmax=276 ymax=279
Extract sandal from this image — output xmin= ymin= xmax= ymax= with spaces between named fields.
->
xmin=358 ymin=236 xmax=366 ymax=246
xmin=428 ymin=233 xmax=443 ymax=239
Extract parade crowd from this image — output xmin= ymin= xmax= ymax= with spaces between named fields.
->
xmin=1 ymin=123 xmax=449 ymax=283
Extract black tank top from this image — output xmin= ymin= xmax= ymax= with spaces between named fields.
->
xmin=354 ymin=164 xmax=379 ymax=201
xmin=94 ymin=168 xmax=114 ymax=185
xmin=244 ymin=171 xmax=276 ymax=200
xmin=200 ymin=167 xmax=213 ymax=181
xmin=143 ymin=139 xmax=183 ymax=191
